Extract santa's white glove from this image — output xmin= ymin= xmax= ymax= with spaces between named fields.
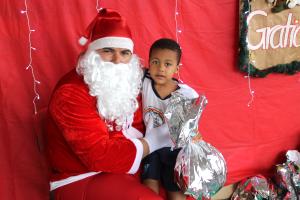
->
xmin=123 ymin=126 xmax=143 ymax=139
xmin=143 ymin=118 xmax=174 ymax=154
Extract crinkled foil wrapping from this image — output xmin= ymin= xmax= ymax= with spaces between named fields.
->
xmin=174 ymin=140 xmax=227 ymax=199
xmin=165 ymin=91 xmax=227 ymax=199
xmin=164 ymin=92 xmax=207 ymax=148
xmin=231 ymin=175 xmax=278 ymax=200
xmin=274 ymin=150 xmax=300 ymax=199
xmin=231 ymin=150 xmax=300 ymax=200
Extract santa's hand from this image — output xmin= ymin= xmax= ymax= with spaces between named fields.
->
xmin=123 ymin=126 xmax=143 ymax=139
xmin=144 ymin=119 xmax=174 ymax=153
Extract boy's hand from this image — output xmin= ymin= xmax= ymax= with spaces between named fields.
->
xmin=192 ymin=131 xmax=202 ymax=143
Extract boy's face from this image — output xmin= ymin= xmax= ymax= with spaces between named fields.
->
xmin=149 ymin=48 xmax=179 ymax=86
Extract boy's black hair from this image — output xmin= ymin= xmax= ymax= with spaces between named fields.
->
xmin=149 ymin=38 xmax=182 ymax=65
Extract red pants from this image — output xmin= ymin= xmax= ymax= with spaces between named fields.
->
xmin=53 ymin=173 xmax=164 ymax=200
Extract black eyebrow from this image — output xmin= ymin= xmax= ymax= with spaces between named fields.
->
xmin=102 ymin=48 xmax=114 ymax=51
xmin=121 ymin=49 xmax=132 ymax=54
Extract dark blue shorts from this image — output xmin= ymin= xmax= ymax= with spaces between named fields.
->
xmin=141 ymin=147 xmax=181 ymax=192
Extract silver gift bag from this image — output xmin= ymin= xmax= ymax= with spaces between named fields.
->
xmin=165 ymin=91 xmax=227 ymax=199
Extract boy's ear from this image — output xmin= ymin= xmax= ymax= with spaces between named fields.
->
xmin=175 ymin=65 xmax=180 ymax=73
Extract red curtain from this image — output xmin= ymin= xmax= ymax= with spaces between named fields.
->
xmin=1 ymin=0 xmax=299 ymax=199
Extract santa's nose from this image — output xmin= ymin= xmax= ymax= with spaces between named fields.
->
xmin=112 ymin=53 xmax=122 ymax=64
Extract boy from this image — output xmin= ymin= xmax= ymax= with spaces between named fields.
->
xmin=142 ymin=38 xmax=199 ymax=200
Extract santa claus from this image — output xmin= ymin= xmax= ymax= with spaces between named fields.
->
xmin=45 ymin=8 xmax=172 ymax=200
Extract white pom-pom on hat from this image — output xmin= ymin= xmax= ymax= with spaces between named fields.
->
xmin=78 ymin=37 xmax=88 ymax=46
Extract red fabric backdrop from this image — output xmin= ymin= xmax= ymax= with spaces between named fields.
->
xmin=1 ymin=0 xmax=299 ymax=199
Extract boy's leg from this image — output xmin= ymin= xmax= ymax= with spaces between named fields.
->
xmin=167 ymin=191 xmax=186 ymax=200
xmin=159 ymin=147 xmax=186 ymax=200
xmin=143 ymin=179 xmax=160 ymax=194
xmin=162 ymin=164 xmax=187 ymax=200
xmin=211 ymin=183 xmax=236 ymax=200
xmin=141 ymin=151 xmax=161 ymax=194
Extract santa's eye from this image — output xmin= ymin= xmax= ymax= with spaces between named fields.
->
xmin=121 ymin=50 xmax=132 ymax=56
xmin=101 ymin=48 xmax=114 ymax=53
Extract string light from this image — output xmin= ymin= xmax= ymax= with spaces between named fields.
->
xmin=174 ymin=0 xmax=181 ymax=43
xmin=245 ymin=66 xmax=255 ymax=107
xmin=174 ymin=0 xmax=183 ymax=83
xmin=245 ymin=2 xmax=255 ymax=107
xmin=21 ymin=0 xmax=40 ymax=114
xmin=96 ymin=0 xmax=102 ymax=12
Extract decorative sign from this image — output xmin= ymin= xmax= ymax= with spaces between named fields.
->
xmin=239 ymin=0 xmax=300 ymax=77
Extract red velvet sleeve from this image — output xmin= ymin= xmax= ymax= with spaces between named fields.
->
xmin=131 ymin=94 xmax=145 ymax=135
xmin=49 ymin=82 xmax=138 ymax=173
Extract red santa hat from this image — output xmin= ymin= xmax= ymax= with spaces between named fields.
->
xmin=79 ymin=8 xmax=134 ymax=52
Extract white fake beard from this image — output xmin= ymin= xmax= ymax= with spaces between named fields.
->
xmin=76 ymin=51 xmax=143 ymax=130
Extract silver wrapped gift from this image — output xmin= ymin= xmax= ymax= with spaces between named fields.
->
xmin=274 ymin=150 xmax=300 ymax=199
xmin=165 ymin=91 xmax=227 ymax=199
xmin=175 ymin=140 xmax=227 ymax=199
xmin=164 ymin=92 xmax=207 ymax=148
xmin=231 ymin=175 xmax=279 ymax=200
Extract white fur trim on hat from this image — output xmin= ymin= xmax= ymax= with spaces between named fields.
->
xmin=88 ymin=36 xmax=134 ymax=52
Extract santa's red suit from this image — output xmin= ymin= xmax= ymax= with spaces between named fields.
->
xmin=44 ymin=69 xmax=166 ymax=199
